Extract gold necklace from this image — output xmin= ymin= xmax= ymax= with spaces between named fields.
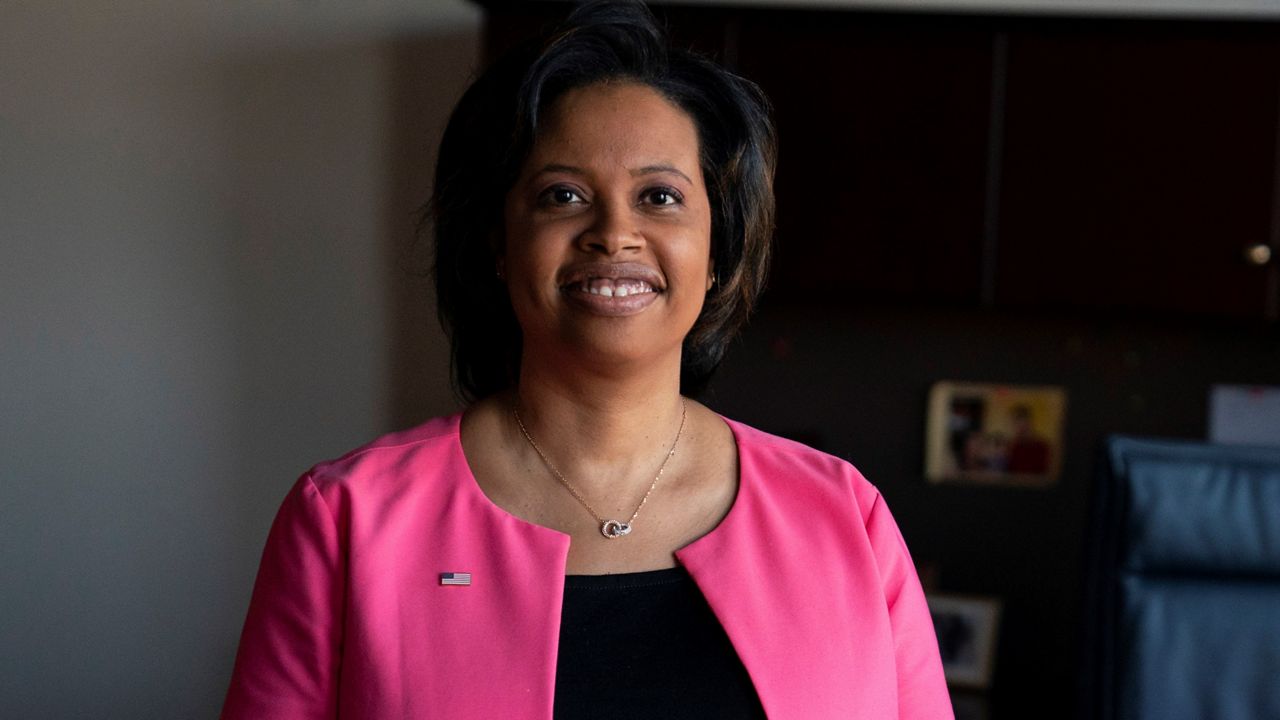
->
xmin=512 ymin=398 xmax=688 ymax=539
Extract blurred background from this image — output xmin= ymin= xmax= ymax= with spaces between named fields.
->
xmin=3 ymin=1 xmax=1278 ymax=718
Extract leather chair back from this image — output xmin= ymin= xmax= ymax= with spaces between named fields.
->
xmin=1082 ymin=437 xmax=1280 ymax=720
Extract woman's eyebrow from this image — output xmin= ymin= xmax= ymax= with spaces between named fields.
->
xmin=530 ymin=162 xmax=693 ymax=185
xmin=531 ymin=163 xmax=585 ymax=178
xmin=632 ymin=164 xmax=693 ymax=184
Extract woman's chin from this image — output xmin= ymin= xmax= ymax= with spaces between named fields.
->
xmin=532 ymin=325 xmax=685 ymax=377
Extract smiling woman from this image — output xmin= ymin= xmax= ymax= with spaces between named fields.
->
xmin=433 ymin=4 xmax=775 ymax=401
xmin=220 ymin=2 xmax=952 ymax=719
xmin=504 ymin=82 xmax=713 ymax=379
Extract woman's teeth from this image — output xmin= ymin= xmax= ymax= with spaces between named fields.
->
xmin=575 ymin=279 xmax=654 ymax=298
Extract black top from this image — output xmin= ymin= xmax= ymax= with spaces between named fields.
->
xmin=553 ymin=566 xmax=768 ymax=720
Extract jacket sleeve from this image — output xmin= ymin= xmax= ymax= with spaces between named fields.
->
xmin=865 ymin=492 xmax=954 ymax=719
xmin=221 ymin=474 xmax=344 ymax=720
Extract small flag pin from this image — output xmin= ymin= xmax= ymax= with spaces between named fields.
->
xmin=440 ymin=572 xmax=472 ymax=586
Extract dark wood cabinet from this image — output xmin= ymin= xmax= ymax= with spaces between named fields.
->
xmin=736 ymin=14 xmax=994 ymax=306
xmin=476 ymin=2 xmax=1280 ymax=322
xmin=996 ymin=23 xmax=1280 ymax=319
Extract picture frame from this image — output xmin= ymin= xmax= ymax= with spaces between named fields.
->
xmin=925 ymin=381 xmax=1067 ymax=487
xmin=926 ymin=593 xmax=1002 ymax=690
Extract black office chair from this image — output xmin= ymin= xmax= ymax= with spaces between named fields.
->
xmin=1081 ymin=436 xmax=1280 ymax=720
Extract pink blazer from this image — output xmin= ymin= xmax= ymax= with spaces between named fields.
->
xmin=222 ymin=414 xmax=952 ymax=719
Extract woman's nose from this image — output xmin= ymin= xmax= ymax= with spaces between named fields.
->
xmin=577 ymin=201 xmax=643 ymax=255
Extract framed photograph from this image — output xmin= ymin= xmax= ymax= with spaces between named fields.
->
xmin=1209 ymin=384 xmax=1280 ymax=448
xmin=927 ymin=594 xmax=1002 ymax=689
xmin=925 ymin=381 xmax=1067 ymax=487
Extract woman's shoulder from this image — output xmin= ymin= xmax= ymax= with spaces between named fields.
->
xmin=720 ymin=414 xmax=867 ymax=479
xmin=719 ymin=414 xmax=883 ymax=521
xmin=304 ymin=412 xmax=466 ymax=495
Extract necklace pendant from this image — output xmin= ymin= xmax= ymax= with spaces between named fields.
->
xmin=600 ymin=520 xmax=632 ymax=539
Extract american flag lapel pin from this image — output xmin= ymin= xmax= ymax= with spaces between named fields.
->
xmin=439 ymin=572 xmax=472 ymax=587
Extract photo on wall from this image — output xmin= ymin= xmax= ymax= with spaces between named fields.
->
xmin=926 ymin=593 xmax=1002 ymax=690
xmin=925 ymin=381 xmax=1067 ymax=487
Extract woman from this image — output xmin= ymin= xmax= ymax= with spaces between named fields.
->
xmin=221 ymin=2 xmax=951 ymax=718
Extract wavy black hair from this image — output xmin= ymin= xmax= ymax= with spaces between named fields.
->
xmin=430 ymin=0 xmax=776 ymax=401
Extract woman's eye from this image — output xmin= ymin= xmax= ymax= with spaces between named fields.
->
xmin=540 ymin=186 xmax=583 ymax=206
xmin=644 ymin=188 xmax=682 ymax=206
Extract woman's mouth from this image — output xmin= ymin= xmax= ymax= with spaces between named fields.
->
xmin=565 ymin=278 xmax=656 ymax=298
xmin=558 ymin=264 xmax=664 ymax=316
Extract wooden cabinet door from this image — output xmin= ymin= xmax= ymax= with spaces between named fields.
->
xmin=995 ymin=22 xmax=1280 ymax=319
xmin=736 ymin=13 xmax=994 ymax=307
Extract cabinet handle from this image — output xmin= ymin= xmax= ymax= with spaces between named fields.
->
xmin=1244 ymin=243 xmax=1273 ymax=266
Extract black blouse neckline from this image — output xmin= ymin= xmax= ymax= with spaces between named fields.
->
xmin=563 ymin=565 xmax=687 ymax=590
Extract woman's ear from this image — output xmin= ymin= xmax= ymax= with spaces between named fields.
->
xmin=706 ymin=257 xmax=716 ymax=292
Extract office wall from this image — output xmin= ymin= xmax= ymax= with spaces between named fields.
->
xmin=707 ymin=304 xmax=1280 ymax=717
xmin=0 ymin=3 xmax=477 ymax=716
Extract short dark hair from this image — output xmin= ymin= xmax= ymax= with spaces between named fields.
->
xmin=431 ymin=0 xmax=776 ymax=401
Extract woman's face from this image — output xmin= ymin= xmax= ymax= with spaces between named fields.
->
xmin=502 ymin=82 xmax=714 ymax=372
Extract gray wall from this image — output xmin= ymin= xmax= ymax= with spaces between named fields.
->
xmin=0 ymin=2 xmax=476 ymax=717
